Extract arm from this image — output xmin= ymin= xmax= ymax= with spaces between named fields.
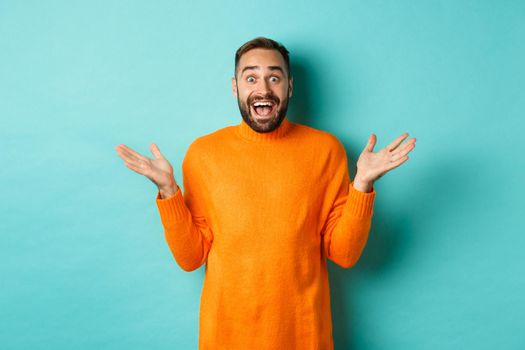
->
xmin=155 ymin=145 xmax=213 ymax=272
xmin=321 ymin=130 xmax=416 ymax=268
xmin=321 ymin=142 xmax=376 ymax=268
xmin=115 ymin=141 xmax=213 ymax=272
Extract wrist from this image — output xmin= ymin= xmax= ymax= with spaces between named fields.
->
xmin=158 ymin=182 xmax=179 ymax=199
xmin=353 ymin=174 xmax=373 ymax=193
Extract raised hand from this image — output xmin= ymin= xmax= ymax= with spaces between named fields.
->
xmin=115 ymin=143 xmax=179 ymax=198
xmin=353 ymin=133 xmax=416 ymax=192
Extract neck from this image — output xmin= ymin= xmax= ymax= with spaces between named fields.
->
xmin=236 ymin=116 xmax=293 ymax=143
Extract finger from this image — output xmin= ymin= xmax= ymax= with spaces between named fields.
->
xmin=118 ymin=146 xmax=152 ymax=166
xmin=386 ymin=133 xmax=409 ymax=152
xmin=124 ymin=161 xmax=146 ymax=175
xmin=390 ymin=141 xmax=416 ymax=161
xmin=115 ymin=144 xmax=140 ymax=155
xmin=116 ymin=144 xmax=149 ymax=161
xmin=116 ymin=148 xmax=149 ymax=169
xmin=124 ymin=157 xmax=152 ymax=175
xmin=150 ymin=143 xmax=165 ymax=159
xmin=387 ymin=155 xmax=409 ymax=171
xmin=364 ymin=134 xmax=376 ymax=152
xmin=395 ymin=138 xmax=416 ymax=155
xmin=116 ymin=147 xmax=143 ymax=163
xmin=115 ymin=146 xmax=139 ymax=162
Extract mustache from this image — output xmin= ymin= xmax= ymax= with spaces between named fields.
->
xmin=248 ymin=94 xmax=280 ymax=105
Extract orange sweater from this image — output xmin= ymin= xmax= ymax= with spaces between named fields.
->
xmin=155 ymin=116 xmax=376 ymax=349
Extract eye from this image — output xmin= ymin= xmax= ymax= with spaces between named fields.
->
xmin=270 ymin=76 xmax=280 ymax=83
xmin=246 ymin=76 xmax=256 ymax=83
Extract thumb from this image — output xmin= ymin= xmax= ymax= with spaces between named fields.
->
xmin=364 ymin=133 xmax=376 ymax=152
xmin=150 ymin=143 xmax=165 ymax=159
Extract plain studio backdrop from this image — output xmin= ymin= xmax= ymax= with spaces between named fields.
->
xmin=1 ymin=1 xmax=523 ymax=349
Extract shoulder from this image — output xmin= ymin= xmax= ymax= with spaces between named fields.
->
xmin=293 ymin=121 xmax=347 ymax=158
xmin=183 ymin=124 xmax=236 ymax=162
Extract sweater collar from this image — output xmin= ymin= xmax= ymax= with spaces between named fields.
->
xmin=236 ymin=116 xmax=293 ymax=143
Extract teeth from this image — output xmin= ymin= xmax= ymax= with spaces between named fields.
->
xmin=253 ymin=101 xmax=274 ymax=107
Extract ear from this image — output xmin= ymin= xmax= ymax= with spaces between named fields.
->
xmin=232 ymin=77 xmax=238 ymax=98
xmin=288 ymin=76 xmax=293 ymax=98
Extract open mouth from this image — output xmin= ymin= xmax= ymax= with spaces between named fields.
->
xmin=251 ymin=100 xmax=276 ymax=118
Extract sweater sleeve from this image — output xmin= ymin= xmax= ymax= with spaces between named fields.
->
xmin=320 ymin=140 xmax=376 ymax=268
xmin=155 ymin=143 xmax=213 ymax=272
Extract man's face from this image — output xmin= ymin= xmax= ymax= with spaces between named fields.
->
xmin=232 ymin=48 xmax=293 ymax=133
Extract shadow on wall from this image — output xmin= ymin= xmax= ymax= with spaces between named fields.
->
xmin=289 ymin=51 xmax=480 ymax=348
xmin=287 ymin=54 xmax=321 ymax=128
xmin=327 ymin=153 xmax=480 ymax=348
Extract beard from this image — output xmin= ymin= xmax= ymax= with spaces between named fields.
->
xmin=236 ymin=86 xmax=290 ymax=133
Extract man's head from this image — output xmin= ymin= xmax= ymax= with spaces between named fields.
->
xmin=232 ymin=37 xmax=293 ymax=133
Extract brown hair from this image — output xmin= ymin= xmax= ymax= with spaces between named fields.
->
xmin=234 ymin=37 xmax=291 ymax=79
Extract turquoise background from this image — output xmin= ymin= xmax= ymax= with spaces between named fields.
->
xmin=1 ymin=1 xmax=524 ymax=349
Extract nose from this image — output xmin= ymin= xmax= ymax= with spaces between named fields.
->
xmin=257 ymin=77 xmax=271 ymax=93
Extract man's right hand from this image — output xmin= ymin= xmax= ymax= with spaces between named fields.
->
xmin=115 ymin=143 xmax=180 ymax=199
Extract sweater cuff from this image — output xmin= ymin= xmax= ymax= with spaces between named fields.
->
xmin=348 ymin=181 xmax=376 ymax=218
xmin=155 ymin=187 xmax=188 ymax=224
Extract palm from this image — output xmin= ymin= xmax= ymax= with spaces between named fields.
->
xmin=115 ymin=143 xmax=175 ymax=189
xmin=356 ymin=133 xmax=416 ymax=183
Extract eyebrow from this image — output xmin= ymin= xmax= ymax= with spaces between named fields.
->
xmin=241 ymin=65 xmax=284 ymax=76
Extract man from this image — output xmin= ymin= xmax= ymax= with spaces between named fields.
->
xmin=115 ymin=37 xmax=416 ymax=349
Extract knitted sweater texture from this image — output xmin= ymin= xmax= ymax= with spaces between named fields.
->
xmin=155 ymin=116 xmax=376 ymax=349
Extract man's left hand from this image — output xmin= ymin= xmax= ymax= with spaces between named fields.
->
xmin=352 ymin=132 xmax=416 ymax=192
